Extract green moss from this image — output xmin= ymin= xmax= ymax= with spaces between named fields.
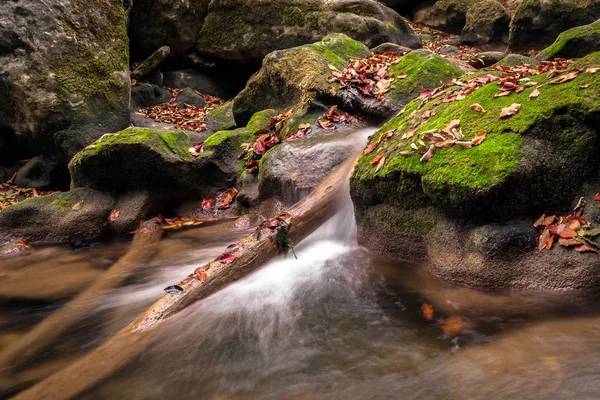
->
xmin=387 ymin=50 xmax=464 ymax=103
xmin=311 ymin=33 xmax=371 ymax=69
xmin=538 ymin=20 xmax=600 ymax=60
xmin=53 ymin=0 xmax=129 ymax=104
xmin=353 ymin=52 xmax=600 ymax=204
xmin=70 ymin=127 xmax=192 ymax=165
xmin=246 ymin=109 xmax=277 ymax=133
xmin=494 ymin=54 xmax=540 ymax=67
xmin=50 ymin=193 xmax=74 ymax=211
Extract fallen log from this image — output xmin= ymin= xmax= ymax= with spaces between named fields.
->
xmin=0 ymin=219 xmax=163 ymax=391
xmin=14 ymin=157 xmax=357 ymax=400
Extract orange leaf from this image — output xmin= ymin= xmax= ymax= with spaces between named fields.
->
xmin=421 ymin=303 xmax=434 ymax=320
xmin=559 ymin=228 xmax=578 ymax=239
xmin=364 ymin=142 xmax=378 ymax=155
xmin=195 ymin=267 xmax=208 ymax=282
xmin=594 ymin=192 xmax=600 ymax=201
xmin=470 ymin=103 xmax=486 ymax=113
xmin=529 ymin=88 xmax=540 ymax=99
xmin=442 ymin=119 xmax=460 ymax=134
xmin=499 ymin=103 xmax=521 ymax=119
xmin=375 ymin=155 xmax=386 ymax=173
xmin=442 ymin=316 xmax=466 ymax=335
xmin=471 ymin=131 xmax=486 ymax=146
xmin=574 ymin=245 xmax=599 ymax=253
xmin=370 ymin=154 xmax=384 ymax=166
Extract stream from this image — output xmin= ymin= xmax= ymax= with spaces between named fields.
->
xmin=4 ymin=129 xmax=600 ymax=399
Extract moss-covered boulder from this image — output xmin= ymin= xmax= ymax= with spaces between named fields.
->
xmin=494 ymin=54 xmax=541 ymax=67
xmin=414 ymin=0 xmax=482 ymax=34
xmin=350 ymin=52 xmax=600 ymax=289
xmin=232 ymin=34 xmax=371 ymax=126
xmin=0 ymin=189 xmax=115 ymax=243
xmin=537 ymin=19 xmax=600 ymax=60
xmin=0 ymin=0 xmax=131 ymax=162
xmin=461 ymin=0 xmax=511 ymax=51
xmin=196 ymin=0 xmax=421 ymax=66
xmin=508 ymin=0 xmax=600 ymax=52
xmin=129 ymin=0 xmax=211 ymax=59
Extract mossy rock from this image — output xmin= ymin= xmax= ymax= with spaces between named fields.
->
xmin=196 ymin=0 xmax=421 ymax=66
xmin=461 ymin=0 xmax=510 ymax=51
xmin=0 ymin=188 xmax=115 ymax=243
xmin=537 ymin=19 xmax=600 ymax=60
xmin=351 ymin=52 xmax=600 ymax=223
xmin=205 ymin=102 xmax=237 ymax=133
xmin=349 ymin=49 xmax=465 ymax=117
xmin=494 ymin=54 xmax=540 ymax=67
xmin=232 ymin=34 xmax=371 ymax=126
xmin=414 ymin=0 xmax=482 ymax=34
xmin=508 ymin=0 xmax=600 ymax=52
xmin=0 ymin=0 xmax=131 ymax=161
xmin=70 ymin=127 xmax=239 ymax=196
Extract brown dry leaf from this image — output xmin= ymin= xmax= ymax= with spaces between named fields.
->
xmin=580 ymin=83 xmax=590 ymax=89
xmin=442 ymin=119 xmax=460 ymax=134
xmin=375 ymin=155 xmax=386 ymax=173
xmin=499 ymin=103 xmax=521 ymax=119
xmin=329 ymin=86 xmax=337 ymax=96
xmin=538 ymin=228 xmax=552 ymax=251
xmin=586 ymin=67 xmax=599 ymax=74
xmin=401 ymin=129 xmax=416 ymax=140
xmin=422 ymin=110 xmax=433 ymax=119
xmin=455 ymin=141 xmax=473 ymax=149
xmin=442 ymin=316 xmax=466 ymax=335
xmin=397 ymin=72 xmax=408 ymax=79
xmin=364 ymin=142 xmax=378 ymax=155
xmin=370 ymin=154 xmax=384 ymax=166
xmin=550 ymin=70 xmax=579 ymax=84
xmin=72 ymin=200 xmax=84 ymax=211
xmin=471 ymin=131 xmax=487 ymax=146
xmin=529 ymin=88 xmax=540 ymax=99
xmin=420 ymin=145 xmax=434 ymax=163
xmin=436 ymin=139 xmax=456 ymax=148
xmin=494 ymin=91 xmax=511 ymax=98
xmin=470 ymin=103 xmax=486 ymax=113
xmin=574 ymin=245 xmax=599 ymax=254
xmin=421 ymin=303 xmax=434 ymax=320
xmin=558 ymin=238 xmax=581 ymax=247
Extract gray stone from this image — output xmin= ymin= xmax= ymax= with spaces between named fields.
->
xmin=14 ymin=156 xmax=70 ymax=190
xmin=475 ymin=51 xmax=507 ymax=67
xmin=371 ymin=42 xmax=413 ymax=54
xmin=175 ymin=88 xmax=207 ymax=109
xmin=162 ymin=70 xmax=227 ymax=99
xmin=461 ymin=0 xmax=510 ymax=51
xmin=439 ymin=45 xmax=461 ymax=55
xmin=131 ymin=83 xmax=172 ymax=110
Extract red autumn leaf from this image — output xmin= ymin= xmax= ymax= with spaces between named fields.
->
xmin=575 ymin=245 xmax=599 ymax=253
xmin=420 ymin=145 xmax=434 ymax=163
xmin=417 ymin=89 xmax=433 ymax=99
xmin=422 ymin=110 xmax=433 ymax=119
xmin=202 ymin=196 xmax=216 ymax=210
xmin=567 ymin=216 xmax=588 ymax=225
xmin=364 ymin=142 xmax=378 ymax=154
xmin=109 ymin=209 xmax=120 ymax=222
xmin=219 ymin=253 xmax=237 ymax=264
xmin=538 ymin=228 xmax=553 ymax=251
xmin=499 ymin=103 xmax=521 ymax=119
xmin=559 ymin=228 xmax=578 ymax=239
xmin=441 ymin=316 xmax=466 ymax=335
xmin=594 ymin=192 xmax=600 ymax=201
xmin=195 ymin=266 xmax=208 ymax=282
xmin=421 ymin=303 xmax=434 ymax=320
xmin=246 ymin=160 xmax=259 ymax=174
xmin=370 ymin=154 xmax=384 ymax=166
xmin=533 ymin=214 xmax=546 ymax=228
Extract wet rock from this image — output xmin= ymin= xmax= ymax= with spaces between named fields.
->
xmin=475 ymin=51 xmax=506 ymax=67
xmin=494 ymin=54 xmax=540 ymax=67
xmin=378 ymin=0 xmax=420 ymax=14
xmin=109 ymin=191 xmax=165 ymax=233
xmin=372 ymin=42 xmax=413 ymax=54
xmin=350 ymin=52 xmax=600 ymax=290
xmin=131 ymin=46 xmax=170 ymax=80
xmin=0 ymin=188 xmax=115 ymax=243
xmin=508 ymin=0 xmax=600 ymax=52
xmin=131 ymin=84 xmax=172 ymax=110
xmin=0 ymin=164 xmax=20 ymax=183
xmin=537 ymin=19 xmax=600 ymax=60
xmin=129 ymin=0 xmax=211 ymax=59
xmin=162 ymin=70 xmax=228 ymax=99
xmin=439 ymin=45 xmax=461 ymax=56
xmin=175 ymin=88 xmax=207 ymax=109
xmin=205 ymin=102 xmax=237 ymax=133
xmin=14 ymin=157 xmax=70 ymax=191
xmin=196 ymin=0 xmax=422 ymax=66
xmin=0 ymin=0 xmax=130 ymax=162
xmin=184 ymin=52 xmax=217 ymax=71
xmin=461 ymin=0 xmax=510 ymax=51
xmin=232 ymin=34 xmax=371 ymax=126
xmin=414 ymin=0 xmax=481 ymax=34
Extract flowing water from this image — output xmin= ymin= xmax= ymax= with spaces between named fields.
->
xmin=4 ymin=129 xmax=600 ymax=399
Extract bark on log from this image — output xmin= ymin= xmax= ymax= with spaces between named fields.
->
xmin=0 ymin=220 xmax=163 ymax=389
xmin=13 ymin=157 xmax=356 ymax=400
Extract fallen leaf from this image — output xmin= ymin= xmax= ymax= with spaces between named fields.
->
xmin=594 ymin=192 xmax=600 ymax=201
xmin=329 ymin=86 xmax=337 ymax=96
xmin=109 ymin=210 xmax=120 ymax=222
xmin=471 ymin=131 xmax=486 ymax=146
xmin=559 ymin=228 xmax=578 ymax=239
xmin=580 ymin=83 xmax=590 ymax=89
xmin=442 ymin=119 xmax=460 ymax=134
xmin=455 ymin=141 xmax=473 ymax=149
xmin=219 ymin=253 xmax=237 ymax=264
xmin=442 ymin=316 xmax=466 ymax=335
xmin=422 ymin=110 xmax=433 ymax=119
xmin=401 ymin=129 xmax=416 ymax=140
xmin=364 ymin=142 xmax=378 ymax=155
xmin=470 ymin=103 xmax=486 ymax=113
xmin=574 ymin=245 xmax=599 ymax=254
xmin=499 ymin=103 xmax=521 ymax=119
xmin=539 ymin=228 xmax=553 ymax=251
xmin=586 ymin=67 xmax=599 ymax=74
xmin=375 ymin=155 xmax=386 ymax=173
xmin=529 ymin=88 xmax=540 ymax=99
xmin=397 ymin=72 xmax=407 ymax=79
xmin=550 ymin=70 xmax=579 ymax=84
xmin=420 ymin=145 xmax=434 ymax=163
xmin=421 ymin=303 xmax=434 ymax=320
xmin=195 ymin=266 xmax=208 ymax=282
xmin=72 ymin=200 xmax=84 ymax=211
xmin=533 ymin=214 xmax=546 ymax=228
xmin=494 ymin=91 xmax=511 ymax=98
xmin=370 ymin=154 xmax=384 ymax=166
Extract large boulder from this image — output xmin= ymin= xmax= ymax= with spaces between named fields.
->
xmin=196 ymin=0 xmax=422 ymax=65
xmin=461 ymin=0 xmax=511 ymax=50
xmin=414 ymin=0 xmax=481 ymax=34
xmin=231 ymin=34 xmax=371 ymax=126
xmin=508 ymin=0 xmax=600 ymax=52
xmin=128 ymin=0 xmax=211 ymax=59
xmin=537 ymin=19 xmax=600 ymax=60
xmin=0 ymin=0 xmax=131 ymax=162
xmin=350 ymin=52 xmax=600 ymax=290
